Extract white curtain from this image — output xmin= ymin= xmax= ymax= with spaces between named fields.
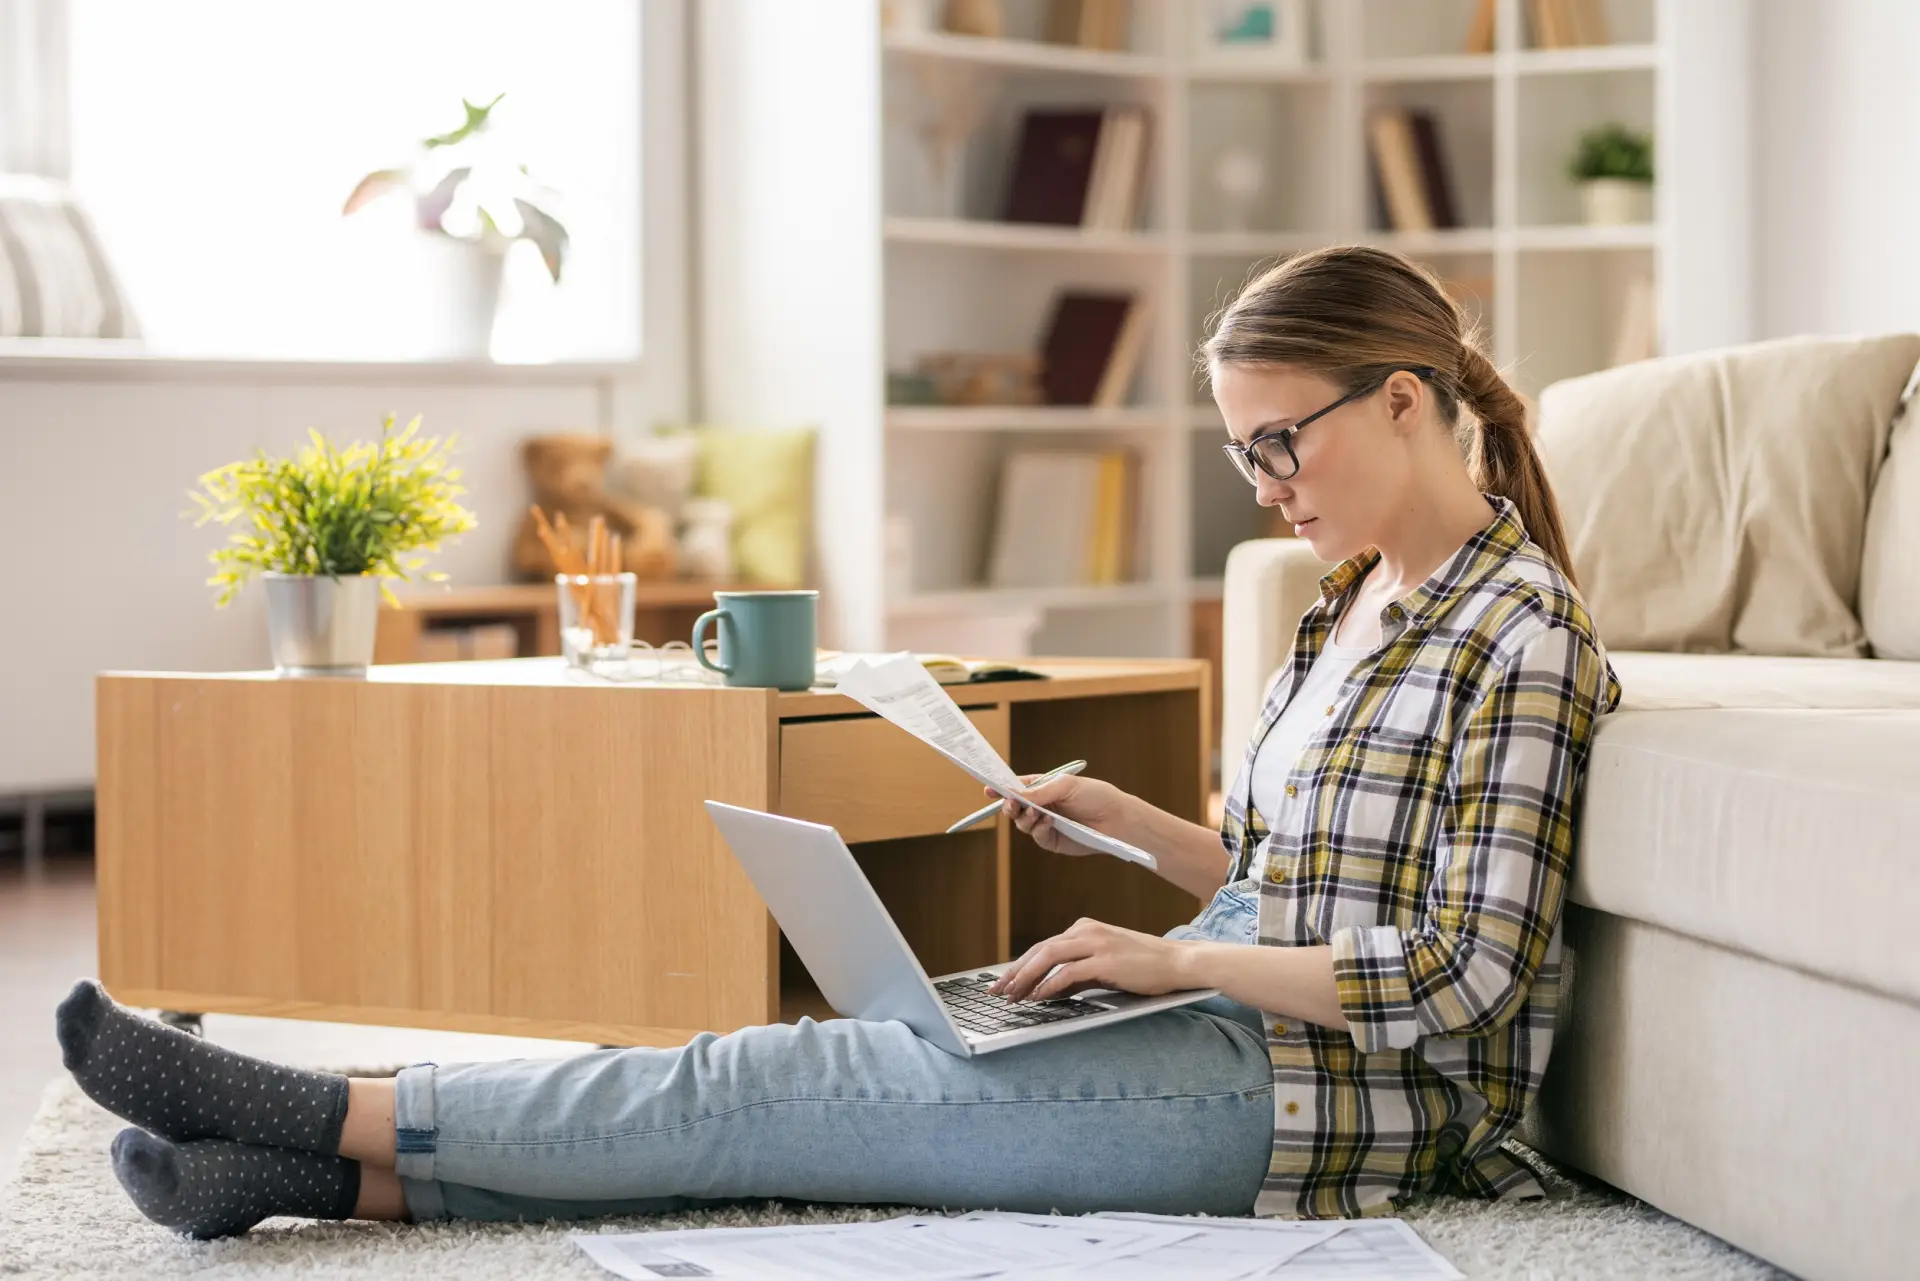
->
xmin=0 ymin=0 xmax=69 ymax=178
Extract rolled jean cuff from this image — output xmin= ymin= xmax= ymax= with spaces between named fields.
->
xmin=393 ymin=1061 xmax=447 ymax=1222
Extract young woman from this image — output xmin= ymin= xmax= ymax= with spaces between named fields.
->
xmin=57 ymin=245 xmax=1617 ymax=1237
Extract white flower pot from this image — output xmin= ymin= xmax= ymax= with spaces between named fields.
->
xmin=263 ymin=573 xmax=382 ymax=676
xmin=419 ymin=234 xmax=505 ymax=359
xmin=1580 ymin=178 xmax=1653 ymax=226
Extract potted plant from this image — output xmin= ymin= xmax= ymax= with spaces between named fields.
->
xmin=342 ymin=94 xmax=570 ymax=358
xmin=189 ymin=415 xmax=478 ymax=676
xmin=1568 ymin=122 xmax=1654 ymax=225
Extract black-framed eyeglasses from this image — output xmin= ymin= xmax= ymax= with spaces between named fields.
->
xmin=1220 ymin=366 xmax=1437 ymax=485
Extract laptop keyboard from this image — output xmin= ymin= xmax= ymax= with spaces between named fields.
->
xmin=933 ymin=973 xmax=1104 ymax=1037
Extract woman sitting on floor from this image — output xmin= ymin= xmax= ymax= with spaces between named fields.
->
xmin=56 ymin=244 xmax=1618 ymax=1237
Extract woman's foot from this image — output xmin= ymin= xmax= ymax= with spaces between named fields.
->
xmin=57 ymin=979 xmax=348 ymax=1153
xmin=111 ymin=1128 xmax=361 ymax=1240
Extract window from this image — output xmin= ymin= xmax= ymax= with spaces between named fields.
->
xmin=65 ymin=0 xmax=641 ymax=362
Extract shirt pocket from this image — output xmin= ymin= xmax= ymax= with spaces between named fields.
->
xmin=1305 ymin=726 xmax=1451 ymax=909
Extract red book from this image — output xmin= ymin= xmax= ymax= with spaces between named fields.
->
xmin=1004 ymin=109 xmax=1105 ymax=225
xmin=1408 ymin=111 xmax=1460 ymax=230
xmin=1039 ymin=291 xmax=1134 ymax=405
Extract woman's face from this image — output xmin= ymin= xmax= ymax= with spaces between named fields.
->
xmin=1211 ymin=362 xmax=1421 ymax=564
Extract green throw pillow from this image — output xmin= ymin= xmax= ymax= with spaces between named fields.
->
xmin=692 ymin=426 xmax=815 ymax=586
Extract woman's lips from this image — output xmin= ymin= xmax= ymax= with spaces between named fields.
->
xmin=1293 ymin=517 xmax=1317 ymax=533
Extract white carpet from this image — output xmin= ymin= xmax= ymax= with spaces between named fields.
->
xmin=0 ymin=1071 xmax=1793 ymax=1280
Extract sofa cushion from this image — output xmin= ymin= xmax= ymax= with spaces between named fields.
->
xmin=1537 ymin=333 xmax=1920 ymax=658
xmin=1572 ymin=703 xmax=1920 ymax=1006
xmin=1610 ymin=649 xmax=1920 ymax=710
xmin=1862 ymin=384 xmax=1920 ymax=659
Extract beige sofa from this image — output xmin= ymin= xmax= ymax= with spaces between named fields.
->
xmin=1219 ymin=336 xmax=1920 ymax=1281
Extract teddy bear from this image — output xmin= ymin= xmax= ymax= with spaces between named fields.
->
xmin=511 ymin=433 xmax=676 ymax=580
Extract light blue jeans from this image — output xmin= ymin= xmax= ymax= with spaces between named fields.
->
xmin=394 ymin=883 xmax=1271 ymax=1223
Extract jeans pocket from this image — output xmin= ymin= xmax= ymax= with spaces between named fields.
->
xmin=1196 ymin=887 xmax=1259 ymax=943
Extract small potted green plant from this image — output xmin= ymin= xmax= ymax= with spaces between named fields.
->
xmin=342 ymin=94 xmax=569 ymax=358
xmin=189 ymin=415 xmax=478 ymax=676
xmin=1568 ymin=122 xmax=1654 ymax=225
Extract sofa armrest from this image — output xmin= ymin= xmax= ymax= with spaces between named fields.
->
xmin=1220 ymin=538 xmax=1334 ymax=771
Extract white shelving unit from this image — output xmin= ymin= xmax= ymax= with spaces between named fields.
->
xmin=696 ymin=0 xmax=1750 ymax=655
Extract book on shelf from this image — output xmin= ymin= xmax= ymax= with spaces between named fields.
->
xmin=1464 ymin=0 xmax=1495 ymax=54
xmin=1005 ymin=106 xmax=1148 ymax=231
xmin=1044 ymin=0 xmax=1131 ymax=52
xmin=1039 ymin=290 xmax=1148 ymax=407
xmin=1527 ymin=0 xmax=1611 ymax=49
xmin=1366 ymin=108 xmax=1458 ymax=232
xmin=1609 ymin=272 xmax=1659 ymax=367
xmin=815 ymin=652 xmax=1044 ymax=687
xmin=1005 ymin=110 xmax=1105 ymax=225
xmin=986 ymin=448 xmax=1139 ymax=589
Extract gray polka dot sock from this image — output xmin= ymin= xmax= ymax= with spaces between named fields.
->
xmin=111 ymin=1128 xmax=361 ymax=1240
xmin=58 ymin=980 xmax=349 ymax=1154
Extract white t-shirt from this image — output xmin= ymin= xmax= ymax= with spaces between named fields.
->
xmin=1243 ymin=636 xmax=1369 ymax=882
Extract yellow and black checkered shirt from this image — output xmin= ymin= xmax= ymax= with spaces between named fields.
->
xmin=1223 ymin=497 xmax=1620 ymax=1219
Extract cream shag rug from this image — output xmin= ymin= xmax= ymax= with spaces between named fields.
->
xmin=1 ymin=1071 xmax=1792 ymax=1280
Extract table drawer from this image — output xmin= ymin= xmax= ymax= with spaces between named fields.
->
xmin=779 ymin=706 xmax=1009 ymax=844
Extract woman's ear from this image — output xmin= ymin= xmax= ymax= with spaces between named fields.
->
xmin=1382 ymin=369 xmax=1427 ymax=434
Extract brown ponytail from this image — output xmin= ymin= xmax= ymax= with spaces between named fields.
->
xmin=1455 ymin=346 xmax=1579 ymax=586
xmin=1203 ymin=245 xmax=1579 ymax=586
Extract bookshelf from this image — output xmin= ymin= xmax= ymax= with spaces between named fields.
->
xmin=696 ymin=0 xmax=1751 ymax=658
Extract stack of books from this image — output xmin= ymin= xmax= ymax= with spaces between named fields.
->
xmin=1365 ymin=108 xmax=1459 ymax=232
xmin=1004 ymin=106 xmax=1150 ymax=231
xmin=1038 ymin=290 xmax=1150 ymax=408
xmin=987 ymin=449 xmax=1139 ymax=588
xmin=1044 ymin=0 xmax=1131 ymax=51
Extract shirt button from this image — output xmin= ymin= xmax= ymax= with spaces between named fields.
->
xmin=1387 ymin=605 xmax=1404 ymax=620
xmin=1284 ymin=784 xmax=1297 ymax=797
xmin=1272 ymin=1023 xmax=1287 ymax=1036
xmin=1284 ymin=1101 xmax=1301 ymax=1115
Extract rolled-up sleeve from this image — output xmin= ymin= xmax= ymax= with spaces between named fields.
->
xmin=1331 ymin=623 xmax=1609 ymax=1053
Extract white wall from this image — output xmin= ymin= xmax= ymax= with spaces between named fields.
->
xmin=1751 ymin=0 xmax=1920 ymax=338
xmin=695 ymin=0 xmax=884 ymax=651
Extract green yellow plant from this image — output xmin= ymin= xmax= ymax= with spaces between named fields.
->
xmin=1568 ymin=122 xmax=1654 ymax=184
xmin=189 ymin=414 xmax=478 ymax=605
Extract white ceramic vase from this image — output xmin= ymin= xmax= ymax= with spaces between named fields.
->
xmin=420 ymin=234 xmax=505 ymax=359
xmin=1580 ymin=178 xmax=1653 ymax=226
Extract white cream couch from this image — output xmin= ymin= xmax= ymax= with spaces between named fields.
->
xmin=1218 ymin=337 xmax=1920 ymax=1281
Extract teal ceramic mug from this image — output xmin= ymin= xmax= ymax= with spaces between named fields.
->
xmin=692 ymin=590 xmax=819 ymax=690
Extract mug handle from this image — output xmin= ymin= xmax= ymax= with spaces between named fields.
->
xmin=691 ymin=608 xmax=733 ymax=676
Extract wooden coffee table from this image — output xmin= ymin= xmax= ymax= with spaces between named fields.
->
xmin=94 ymin=658 xmax=1208 ymax=1046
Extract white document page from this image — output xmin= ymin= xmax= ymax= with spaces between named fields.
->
xmin=1095 ymin=1214 xmax=1461 ymax=1281
xmin=574 ymin=1213 xmax=1198 ymax=1281
xmin=967 ymin=1211 xmax=1338 ymax=1280
xmin=836 ymin=653 xmax=1160 ymax=870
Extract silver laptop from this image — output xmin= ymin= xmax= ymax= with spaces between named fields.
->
xmin=704 ymin=801 xmax=1216 ymax=1057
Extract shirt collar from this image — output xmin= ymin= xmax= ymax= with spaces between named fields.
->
xmin=1315 ymin=495 xmax=1530 ymax=626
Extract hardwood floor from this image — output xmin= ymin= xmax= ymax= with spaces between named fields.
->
xmin=0 ymin=857 xmax=596 ymax=1194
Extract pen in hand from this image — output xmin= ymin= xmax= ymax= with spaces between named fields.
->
xmin=945 ymin=760 xmax=1087 ymax=834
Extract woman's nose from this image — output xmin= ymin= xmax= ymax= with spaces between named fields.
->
xmin=1254 ymin=473 xmax=1291 ymax=508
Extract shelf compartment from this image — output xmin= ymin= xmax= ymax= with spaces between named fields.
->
xmin=1360 ymin=0 xmax=1485 ymax=61
xmin=883 ymin=31 xmax=1168 ymax=80
xmin=1515 ymin=67 xmax=1654 ymax=227
xmin=885 ymin=216 xmax=1168 ymax=255
xmin=1511 ymin=247 xmax=1656 ymax=397
xmin=1362 ymin=77 xmax=1496 ymax=232
xmin=1188 ymin=79 xmax=1338 ymax=237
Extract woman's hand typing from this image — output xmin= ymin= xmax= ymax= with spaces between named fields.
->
xmin=987 ymin=918 xmax=1194 ymax=1001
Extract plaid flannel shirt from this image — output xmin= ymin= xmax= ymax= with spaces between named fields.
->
xmin=1222 ymin=497 xmax=1620 ymax=1219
